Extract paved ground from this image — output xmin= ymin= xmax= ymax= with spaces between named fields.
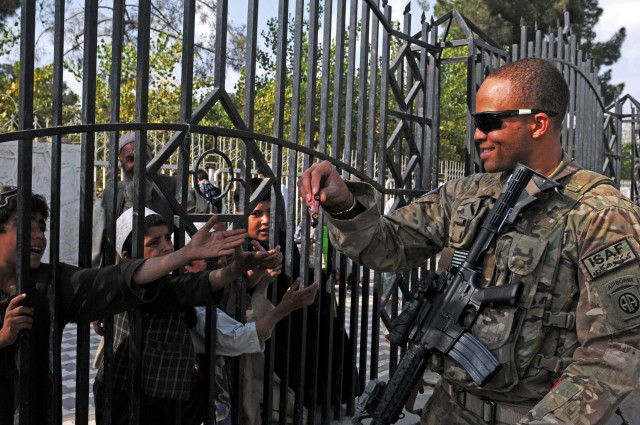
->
xmin=59 ymin=288 xmax=435 ymax=425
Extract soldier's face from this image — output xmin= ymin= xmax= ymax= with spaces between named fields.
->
xmin=473 ymin=78 xmax=537 ymax=173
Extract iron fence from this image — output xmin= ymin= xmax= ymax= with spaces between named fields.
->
xmin=1 ymin=1 xmax=639 ymax=424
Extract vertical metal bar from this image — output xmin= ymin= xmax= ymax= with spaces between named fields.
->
xmin=567 ymin=33 xmax=577 ymax=158
xmin=15 ymin=1 xmax=36 ymax=423
xmin=366 ymin=5 xmax=379 ymax=180
xmin=266 ymin=0 xmax=289 ymax=421
xmin=323 ymin=0 xmax=347 ymax=418
xmin=343 ymin=0 xmax=358 ymax=173
xmin=214 ymin=0 xmax=229 ymax=89
xmin=47 ymin=0 xmax=66 ymax=423
xmin=426 ymin=22 xmax=439 ymax=195
xmin=331 ymin=0 xmax=347 ymax=162
xmin=75 ymin=0 xmax=99 ymax=422
xmin=100 ymin=1 xmax=126 ymax=423
xmin=371 ymin=0 xmax=391 ymax=382
xmin=282 ymin=0 xmax=306 ymax=422
xmin=356 ymin=0 xmax=369 ymax=172
xmin=127 ymin=1 xmax=152 ymax=423
xmin=413 ymin=16 xmax=426 ymax=190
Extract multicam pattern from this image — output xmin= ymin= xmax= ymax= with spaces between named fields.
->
xmin=327 ymin=153 xmax=640 ymax=424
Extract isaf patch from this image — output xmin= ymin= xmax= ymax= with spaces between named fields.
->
xmin=582 ymin=238 xmax=637 ymax=279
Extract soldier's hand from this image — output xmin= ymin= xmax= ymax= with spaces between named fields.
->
xmin=297 ymin=160 xmax=354 ymax=210
xmin=0 ymin=294 xmax=33 ymax=349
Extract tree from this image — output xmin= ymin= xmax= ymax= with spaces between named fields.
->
xmin=0 ymin=62 xmax=79 ymax=130
xmin=0 ymin=0 xmax=18 ymax=57
xmin=435 ymin=0 xmax=626 ymax=105
xmin=0 ymin=0 xmax=19 ymax=20
xmin=38 ymin=0 xmax=247 ymax=78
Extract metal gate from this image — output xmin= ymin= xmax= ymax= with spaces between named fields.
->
xmin=0 ymin=1 xmax=635 ymax=424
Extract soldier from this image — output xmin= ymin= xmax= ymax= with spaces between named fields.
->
xmin=297 ymin=58 xmax=640 ymax=424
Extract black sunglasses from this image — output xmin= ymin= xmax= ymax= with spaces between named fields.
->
xmin=472 ymin=109 xmax=558 ymax=134
xmin=0 ymin=186 xmax=18 ymax=210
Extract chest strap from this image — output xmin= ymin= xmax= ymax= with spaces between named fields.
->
xmin=543 ymin=311 xmax=575 ymax=329
xmin=442 ymin=380 xmax=534 ymax=424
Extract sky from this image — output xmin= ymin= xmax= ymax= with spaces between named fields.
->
xmin=594 ymin=0 xmax=640 ymax=101
xmin=3 ymin=0 xmax=638 ymax=108
xmin=220 ymin=0 xmax=640 ymax=101
xmin=384 ymin=0 xmax=640 ymax=101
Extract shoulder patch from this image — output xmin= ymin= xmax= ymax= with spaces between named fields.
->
xmin=581 ymin=238 xmax=638 ymax=279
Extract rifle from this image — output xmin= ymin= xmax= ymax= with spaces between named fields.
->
xmin=353 ymin=164 xmax=560 ymax=425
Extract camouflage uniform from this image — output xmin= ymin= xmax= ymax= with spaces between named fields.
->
xmin=327 ymin=153 xmax=640 ymax=424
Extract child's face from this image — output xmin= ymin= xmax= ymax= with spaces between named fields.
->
xmin=0 ymin=211 xmax=47 ymax=270
xmin=142 ymin=224 xmax=174 ymax=259
xmin=247 ymin=200 xmax=271 ymax=243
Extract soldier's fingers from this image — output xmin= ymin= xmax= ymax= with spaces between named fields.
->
xmin=309 ymin=161 xmax=332 ymax=200
xmin=297 ymin=164 xmax=315 ymax=203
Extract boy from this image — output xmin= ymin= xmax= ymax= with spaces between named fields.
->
xmin=0 ymin=186 xmax=256 ymax=424
xmin=93 ymin=207 xmax=285 ymax=425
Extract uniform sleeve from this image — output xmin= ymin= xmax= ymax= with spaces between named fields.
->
xmin=519 ymin=198 xmax=640 ymax=424
xmin=326 ymin=181 xmax=448 ymax=272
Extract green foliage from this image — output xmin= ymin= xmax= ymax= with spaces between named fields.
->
xmin=0 ymin=20 xmax=18 ymax=56
xmin=0 ymin=62 xmax=79 ymax=129
xmin=621 ymin=140 xmax=632 ymax=181
xmin=65 ymin=33 xmax=219 ymax=125
xmin=438 ymin=49 xmax=468 ymax=161
xmin=435 ymin=0 xmax=626 ymax=105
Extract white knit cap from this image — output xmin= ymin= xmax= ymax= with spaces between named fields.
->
xmin=115 ymin=207 xmax=161 ymax=256
xmin=118 ymin=132 xmax=153 ymax=153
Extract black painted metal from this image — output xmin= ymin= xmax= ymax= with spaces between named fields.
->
xmin=4 ymin=2 xmax=636 ymax=424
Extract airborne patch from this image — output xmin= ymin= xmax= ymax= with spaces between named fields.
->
xmin=582 ymin=238 xmax=638 ymax=279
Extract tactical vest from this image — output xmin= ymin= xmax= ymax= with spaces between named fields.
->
xmin=432 ymin=167 xmax=613 ymax=401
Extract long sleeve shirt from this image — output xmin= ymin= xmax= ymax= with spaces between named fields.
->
xmin=326 ymin=155 xmax=640 ymax=424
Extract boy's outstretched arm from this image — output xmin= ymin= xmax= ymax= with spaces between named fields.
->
xmin=131 ymin=215 xmax=248 ymax=285
xmin=207 ymin=241 xmax=280 ymax=292
xmin=254 ymin=278 xmax=318 ymax=338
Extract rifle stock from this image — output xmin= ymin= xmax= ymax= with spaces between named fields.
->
xmin=353 ymin=164 xmax=560 ymax=425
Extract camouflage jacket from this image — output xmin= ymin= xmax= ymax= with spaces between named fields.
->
xmin=327 ymin=154 xmax=640 ymax=424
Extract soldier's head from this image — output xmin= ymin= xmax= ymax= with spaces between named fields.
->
xmin=233 ymin=177 xmax=271 ymax=243
xmin=118 ymin=133 xmax=154 ymax=179
xmin=0 ymin=186 xmax=49 ymax=270
xmin=474 ymin=58 xmax=567 ymax=174
xmin=116 ymin=207 xmax=173 ymax=260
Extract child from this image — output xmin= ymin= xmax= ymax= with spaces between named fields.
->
xmin=0 ymin=186 xmax=255 ymax=424
xmin=184 ymin=238 xmax=317 ymax=425
xmin=93 ymin=207 xmax=285 ymax=425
